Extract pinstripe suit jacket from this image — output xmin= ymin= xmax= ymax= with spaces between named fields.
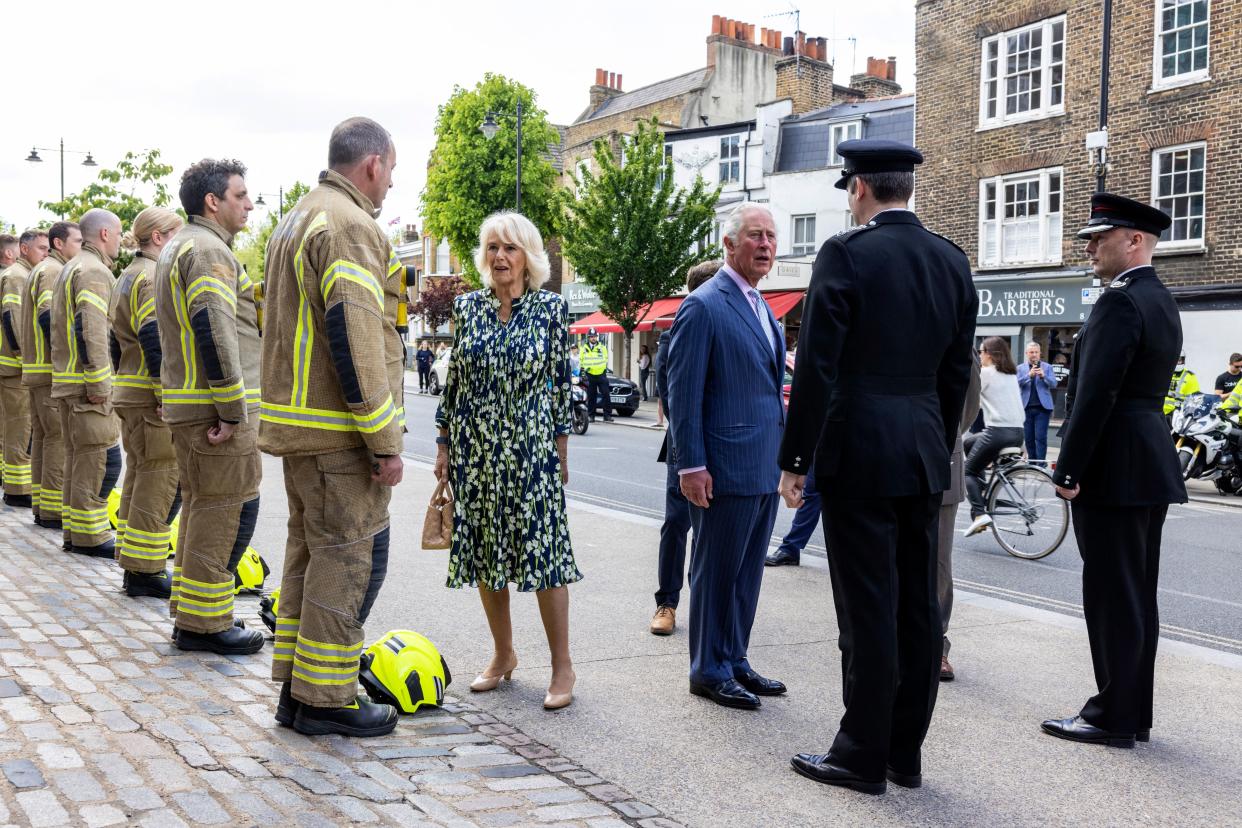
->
xmin=667 ymin=270 xmax=785 ymax=497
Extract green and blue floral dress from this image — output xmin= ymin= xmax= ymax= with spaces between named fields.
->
xmin=435 ymin=289 xmax=581 ymax=592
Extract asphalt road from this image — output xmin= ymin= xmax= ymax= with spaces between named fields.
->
xmin=402 ymin=385 xmax=1242 ymax=657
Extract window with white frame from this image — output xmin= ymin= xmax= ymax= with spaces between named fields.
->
xmin=1155 ymin=0 xmax=1209 ymax=86
xmin=1152 ymin=142 xmax=1206 ymax=247
xmin=719 ymin=135 xmax=740 ymax=183
xmin=792 ymin=215 xmax=817 ymax=256
xmin=828 ymin=122 xmax=860 ymax=166
xmin=978 ymin=168 xmax=1063 ymax=267
xmin=979 ymin=16 xmax=1065 ymax=127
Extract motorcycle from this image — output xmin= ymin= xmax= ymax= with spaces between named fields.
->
xmin=1171 ymin=393 xmax=1242 ymax=495
xmin=571 ymin=376 xmax=590 ymax=436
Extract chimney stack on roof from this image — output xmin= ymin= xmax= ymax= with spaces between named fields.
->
xmin=849 ymin=56 xmax=903 ymax=98
xmin=588 ymin=67 xmax=625 ymax=111
xmin=707 ymin=14 xmax=784 ymax=65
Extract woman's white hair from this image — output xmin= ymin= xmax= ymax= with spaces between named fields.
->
xmin=474 ymin=211 xmax=550 ymax=291
xmin=721 ymin=201 xmax=774 ymax=244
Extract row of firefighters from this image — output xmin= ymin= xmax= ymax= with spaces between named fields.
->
xmin=0 ymin=160 xmax=419 ymax=736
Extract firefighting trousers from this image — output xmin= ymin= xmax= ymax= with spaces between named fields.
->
xmin=272 ymin=447 xmax=391 ymax=708
xmin=169 ymin=420 xmax=261 ymax=634
xmin=115 ymin=407 xmax=180 ymax=575
xmin=0 ymin=377 xmax=31 ymax=496
xmin=58 ymin=397 xmax=121 ymax=548
xmin=29 ymin=386 xmax=63 ymax=524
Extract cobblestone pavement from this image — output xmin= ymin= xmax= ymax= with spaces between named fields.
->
xmin=0 ymin=505 xmax=682 ymax=828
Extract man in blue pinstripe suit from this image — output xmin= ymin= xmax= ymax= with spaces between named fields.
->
xmin=668 ymin=203 xmax=786 ymax=711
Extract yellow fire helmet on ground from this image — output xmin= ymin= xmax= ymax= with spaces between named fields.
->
xmin=234 ymin=547 xmax=269 ymax=594
xmin=259 ymin=589 xmax=280 ymax=633
xmin=359 ymin=630 xmax=451 ymax=714
xmin=107 ymin=489 xmax=122 ymax=531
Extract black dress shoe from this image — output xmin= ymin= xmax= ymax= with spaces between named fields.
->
xmin=275 ymin=682 xmax=300 ymax=727
xmin=886 ymin=765 xmax=922 ymax=789
xmin=735 ymin=669 xmax=786 ymax=696
xmin=689 ymin=678 xmax=761 ymax=710
xmin=124 ymin=570 xmax=172 ymax=599
xmin=71 ymin=540 xmax=115 ymax=558
xmin=1137 ymin=729 xmax=1150 ymax=743
xmin=174 ymin=625 xmax=265 ymax=656
xmin=765 ymin=548 xmax=800 ymax=567
xmin=293 ymin=696 xmax=398 ymax=737
xmin=3 ymin=493 xmax=32 ymax=508
xmin=790 ymin=753 xmax=886 ymax=795
xmin=1040 ymin=715 xmax=1135 ymax=748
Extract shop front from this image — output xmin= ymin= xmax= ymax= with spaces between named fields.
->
xmin=974 ymin=270 xmax=1097 ymax=418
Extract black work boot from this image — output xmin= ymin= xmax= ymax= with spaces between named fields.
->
xmin=293 ymin=696 xmax=398 ymax=738
xmin=275 ymin=682 xmax=300 ymax=727
xmin=3 ymin=493 xmax=32 ymax=508
xmin=174 ymin=624 xmax=264 ymax=656
xmin=71 ymin=539 xmax=115 ymax=558
xmin=39 ymin=517 xmax=62 ymax=531
xmin=124 ymin=570 xmax=172 ymax=599
xmin=171 ymin=619 xmax=245 ymax=643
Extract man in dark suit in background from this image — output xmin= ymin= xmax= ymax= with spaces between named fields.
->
xmin=937 ymin=354 xmax=980 ymax=682
xmin=650 ymin=260 xmax=721 ymax=637
xmin=668 ymin=204 xmax=786 ymax=711
xmin=1043 ymin=193 xmax=1187 ymax=749
xmin=779 ymin=140 xmax=977 ymax=794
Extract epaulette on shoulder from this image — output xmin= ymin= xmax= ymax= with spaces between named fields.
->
xmin=830 ymin=224 xmax=876 ymax=243
xmin=923 ymin=227 xmax=967 ymax=256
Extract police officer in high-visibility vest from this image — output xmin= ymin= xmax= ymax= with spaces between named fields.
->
xmin=580 ymin=327 xmax=612 ymax=422
xmin=260 ymin=118 xmax=404 ymax=737
xmin=155 ymin=158 xmax=265 ymax=657
xmin=23 ymin=222 xmax=81 ymax=530
xmin=0 ymin=229 xmax=48 ymax=507
xmin=1163 ymin=352 xmax=1199 ymax=418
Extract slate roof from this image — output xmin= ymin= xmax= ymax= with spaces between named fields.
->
xmin=576 ymin=68 xmax=712 ymax=124
xmin=541 ymin=125 xmax=568 ymax=172
xmin=775 ymin=95 xmax=914 ymax=173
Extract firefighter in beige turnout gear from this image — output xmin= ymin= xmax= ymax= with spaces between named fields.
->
xmin=156 ymin=158 xmax=264 ymax=656
xmin=111 ymin=208 xmax=185 ymax=599
xmin=0 ymin=230 xmax=48 ymax=507
xmin=260 ymin=118 xmax=404 ymax=737
xmin=22 ymin=222 xmax=80 ymax=530
xmin=50 ymin=210 xmax=123 ymax=556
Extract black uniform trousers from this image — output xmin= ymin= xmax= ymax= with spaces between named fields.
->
xmin=821 ymin=492 xmax=942 ymax=780
xmin=586 ymin=371 xmax=612 ymax=419
xmin=654 ymin=460 xmax=691 ymax=609
xmin=1071 ymin=500 xmax=1166 ymax=734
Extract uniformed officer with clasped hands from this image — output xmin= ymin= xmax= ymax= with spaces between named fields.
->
xmin=1042 ymin=193 xmax=1186 ymax=748
xmin=778 ymin=140 xmax=977 ymax=794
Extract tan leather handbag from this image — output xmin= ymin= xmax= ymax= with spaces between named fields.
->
xmin=422 ymin=480 xmax=454 ymax=550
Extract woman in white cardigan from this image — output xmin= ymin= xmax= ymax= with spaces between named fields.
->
xmin=963 ymin=337 xmax=1027 ymax=536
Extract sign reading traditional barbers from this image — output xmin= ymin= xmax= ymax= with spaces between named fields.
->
xmin=974 ymin=275 xmax=1096 ymax=323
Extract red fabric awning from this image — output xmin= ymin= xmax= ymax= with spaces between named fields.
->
xmin=568 ymin=310 xmax=623 ymax=335
xmin=569 ymin=297 xmax=687 ymax=334
xmin=763 ymin=290 xmax=805 ymax=319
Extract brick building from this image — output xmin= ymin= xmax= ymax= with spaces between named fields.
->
xmin=916 ymin=0 xmax=1241 ymax=394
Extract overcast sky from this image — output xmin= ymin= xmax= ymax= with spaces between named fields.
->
xmin=1 ymin=0 xmax=915 ymax=235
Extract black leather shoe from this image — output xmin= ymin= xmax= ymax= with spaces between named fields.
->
xmin=689 ymin=679 xmax=761 ymax=710
xmin=1137 ymin=729 xmax=1150 ymax=743
xmin=886 ymin=765 xmax=922 ymax=789
xmin=790 ymin=753 xmax=886 ymax=795
xmin=735 ymin=669 xmax=786 ymax=696
xmin=293 ymin=696 xmax=398 ymax=737
xmin=174 ymin=625 xmax=265 ymax=656
xmin=1040 ymin=715 xmax=1135 ymax=748
xmin=603 ymin=416 xmax=615 ymax=422
xmin=3 ymin=493 xmax=32 ymax=508
xmin=124 ymin=570 xmax=172 ymax=599
xmin=765 ymin=548 xmax=800 ymax=567
xmin=275 ymin=682 xmax=299 ymax=727
xmin=71 ymin=540 xmax=115 ymax=558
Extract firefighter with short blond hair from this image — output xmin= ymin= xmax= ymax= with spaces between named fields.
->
xmin=0 ymin=229 xmax=48 ymax=507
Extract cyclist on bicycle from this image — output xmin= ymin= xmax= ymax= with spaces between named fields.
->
xmin=963 ymin=337 xmax=1026 ymax=536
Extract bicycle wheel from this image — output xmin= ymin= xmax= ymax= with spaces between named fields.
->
xmin=986 ymin=466 xmax=1068 ymax=560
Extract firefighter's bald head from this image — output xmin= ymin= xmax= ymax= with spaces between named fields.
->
xmin=329 ymin=117 xmax=396 ymax=212
xmin=79 ymin=208 xmax=122 ymax=260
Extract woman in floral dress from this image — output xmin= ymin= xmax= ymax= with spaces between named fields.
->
xmin=434 ymin=211 xmax=580 ymax=710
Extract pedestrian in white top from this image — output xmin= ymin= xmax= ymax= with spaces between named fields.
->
xmin=963 ymin=336 xmax=1026 ymax=536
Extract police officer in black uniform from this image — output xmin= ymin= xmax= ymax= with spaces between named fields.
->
xmin=1042 ymin=193 xmax=1186 ymax=748
xmin=778 ymin=140 xmax=977 ymax=794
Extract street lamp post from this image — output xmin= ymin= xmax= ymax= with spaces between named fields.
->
xmin=480 ymin=100 xmax=524 ymax=212
xmin=24 ymin=138 xmax=98 ymax=218
xmin=254 ymin=186 xmax=285 ymax=219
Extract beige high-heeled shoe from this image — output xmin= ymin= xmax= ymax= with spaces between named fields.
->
xmin=470 ymin=658 xmax=517 ymax=692
xmin=543 ymin=674 xmax=575 ymax=710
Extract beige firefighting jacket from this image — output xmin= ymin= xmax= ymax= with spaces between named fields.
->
xmin=0 ymin=258 xmax=34 ymax=378
xmin=50 ymin=242 xmax=115 ymax=400
xmin=109 ymin=252 xmax=160 ymax=408
xmin=258 ymin=169 xmax=404 ymax=457
xmin=154 ymin=216 xmax=260 ymax=426
xmin=21 ymin=250 xmax=66 ymax=388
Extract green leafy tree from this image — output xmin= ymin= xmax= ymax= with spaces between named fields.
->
xmin=422 ymin=74 xmax=560 ymax=286
xmin=558 ymin=118 xmax=720 ymax=376
xmin=39 ymin=149 xmax=174 ymax=226
xmin=412 ymin=275 xmax=469 ymax=336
